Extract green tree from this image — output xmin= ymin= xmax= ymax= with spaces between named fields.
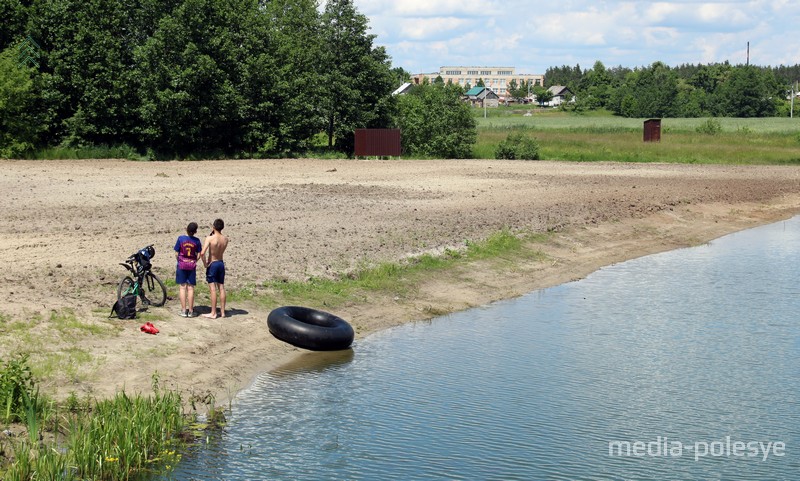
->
xmin=240 ymin=0 xmax=324 ymax=155
xmin=390 ymin=66 xmax=411 ymax=88
xmin=476 ymin=78 xmax=485 ymax=87
xmin=532 ymin=85 xmax=553 ymax=106
xmin=507 ymin=79 xmax=529 ymax=102
xmin=689 ymin=63 xmax=731 ymax=95
xmin=578 ymin=60 xmax=615 ymax=109
xmin=714 ymin=65 xmax=780 ymax=117
xmin=0 ymin=47 xmax=38 ymax=156
xmin=135 ymin=0 xmax=250 ymax=156
xmin=27 ymin=0 xmax=157 ymax=147
xmin=394 ymin=83 xmax=476 ymax=158
xmin=612 ymin=61 xmax=678 ymax=118
xmin=544 ymin=64 xmax=582 ymax=90
xmin=674 ymin=79 xmax=706 ymax=117
xmin=320 ymin=0 xmax=395 ymax=154
xmin=0 ymin=0 xmax=30 ymax=50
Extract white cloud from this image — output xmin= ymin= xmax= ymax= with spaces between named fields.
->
xmin=357 ymin=0 xmax=800 ymax=72
xmin=397 ymin=17 xmax=473 ymax=40
xmin=358 ymin=0 xmax=497 ymax=17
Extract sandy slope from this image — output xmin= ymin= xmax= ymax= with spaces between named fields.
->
xmin=2 ymin=158 xmax=800 ymax=403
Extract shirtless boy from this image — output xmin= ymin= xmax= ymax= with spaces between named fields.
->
xmin=201 ymin=218 xmax=229 ymax=319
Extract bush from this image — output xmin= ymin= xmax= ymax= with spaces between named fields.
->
xmin=495 ymin=132 xmax=540 ymax=160
xmin=394 ymin=83 xmax=477 ymax=158
xmin=696 ymin=118 xmax=722 ymax=135
xmin=0 ymin=355 xmax=36 ymax=423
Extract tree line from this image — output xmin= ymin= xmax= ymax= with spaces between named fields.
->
xmin=3 ymin=0 xmax=799 ymax=159
xmin=545 ymin=60 xmax=800 ymax=118
xmin=0 ymin=0 xmax=405 ymax=158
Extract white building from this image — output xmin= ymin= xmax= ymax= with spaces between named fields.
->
xmin=412 ymin=66 xmax=544 ymax=98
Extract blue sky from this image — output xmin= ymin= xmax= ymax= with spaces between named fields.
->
xmin=354 ymin=0 xmax=800 ymax=75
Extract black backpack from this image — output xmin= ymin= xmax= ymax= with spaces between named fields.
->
xmin=110 ymin=294 xmax=137 ymax=319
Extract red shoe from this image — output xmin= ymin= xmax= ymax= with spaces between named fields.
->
xmin=140 ymin=323 xmax=158 ymax=335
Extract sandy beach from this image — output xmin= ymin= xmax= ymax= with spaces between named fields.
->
xmin=2 ymin=158 xmax=800 ymax=405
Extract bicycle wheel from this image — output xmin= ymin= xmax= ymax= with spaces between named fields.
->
xmin=142 ymin=272 xmax=167 ymax=307
xmin=117 ymin=276 xmax=135 ymax=300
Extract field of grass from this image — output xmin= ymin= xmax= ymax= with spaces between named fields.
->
xmin=474 ymin=109 xmax=800 ymax=163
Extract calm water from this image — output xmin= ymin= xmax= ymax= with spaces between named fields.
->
xmin=163 ymin=218 xmax=800 ymax=480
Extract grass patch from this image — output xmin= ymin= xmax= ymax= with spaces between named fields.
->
xmin=476 ymin=110 xmax=800 ymax=133
xmin=474 ymin=112 xmax=800 ymax=164
xmin=258 ymin=229 xmax=548 ymax=308
xmin=476 ymin=125 xmax=800 ymax=164
xmin=0 ymin=309 xmax=121 ymax=386
xmin=33 ymin=348 xmax=99 ymax=383
xmin=49 ymin=309 xmax=117 ymax=338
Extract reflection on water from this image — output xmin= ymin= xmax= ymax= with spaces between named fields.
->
xmin=161 ymin=217 xmax=800 ymax=481
xmin=270 ymin=349 xmax=355 ymax=378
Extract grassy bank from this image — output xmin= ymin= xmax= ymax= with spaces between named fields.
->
xmin=0 ymin=359 xmax=197 ymax=480
xmin=228 ymin=229 xmax=549 ymax=310
xmin=474 ymin=109 xmax=800 ymax=163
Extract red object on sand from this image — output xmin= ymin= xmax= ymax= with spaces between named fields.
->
xmin=140 ymin=322 xmax=159 ymax=334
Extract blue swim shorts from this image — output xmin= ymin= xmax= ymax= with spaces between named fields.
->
xmin=206 ymin=261 xmax=226 ymax=285
xmin=176 ymin=267 xmax=197 ymax=286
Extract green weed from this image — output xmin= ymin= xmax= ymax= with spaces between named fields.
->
xmin=30 ymin=144 xmax=147 ymax=161
xmin=49 ymin=309 xmax=116 ymax=337
xmin=696 ymin=118 xmax=722 ymax=135
xmin=0 ymin=355 xmax=36 ymax=423
xmin=495 ymin=132 xmax=541 ymax=160
xmin=2 ymin=363 xmax=190 ymax=481
xmin=260 ymin=229 xmax=547 ymax=308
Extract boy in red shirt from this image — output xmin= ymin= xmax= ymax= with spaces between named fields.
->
xmin=174 ymin=222 xmax=202 ymax=317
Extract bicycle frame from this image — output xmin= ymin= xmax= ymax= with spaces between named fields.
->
xmin=119 ymin=258 xmax=156 ymax=298
xmin=117 ymin=244 xmax=166 ymax=308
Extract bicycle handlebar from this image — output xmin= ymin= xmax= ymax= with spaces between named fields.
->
xmin=125 ymin=244 xmax=155 ymax=260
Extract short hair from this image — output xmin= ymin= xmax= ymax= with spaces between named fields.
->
xmin=187 ymin=222 xmax=198 ymax=236
xmin=213 ymin=218 xmax=224 ymax=232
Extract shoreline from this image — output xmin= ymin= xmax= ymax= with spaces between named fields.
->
xmin=1 ymin=159 xmax=800 ymax=407
xmin=232 ymin=196 xmax=800 ymax=405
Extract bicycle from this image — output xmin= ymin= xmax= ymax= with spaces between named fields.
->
xmin=117 ymin=244 xmax=167 ymax=307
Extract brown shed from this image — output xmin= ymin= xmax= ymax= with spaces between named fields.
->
xmin=354 ymin=129 xmax=401 ymax=157
xmin=643 ymin=119 xmax=661 ymax=142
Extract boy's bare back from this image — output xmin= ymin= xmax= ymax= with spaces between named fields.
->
xmin=204 ymin=232 xmax=229 ymax=263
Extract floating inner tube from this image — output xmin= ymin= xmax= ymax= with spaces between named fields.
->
xmin=268 ymin=306 xmax=354 ymax=351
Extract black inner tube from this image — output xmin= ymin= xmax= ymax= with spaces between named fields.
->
xmin=268 ymin=306 xmax=354 ymax=351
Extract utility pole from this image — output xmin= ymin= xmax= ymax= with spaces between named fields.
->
xmin=746 ymin=41 xmax=749 ymax=66
xmin=792 ymin=82 xmax=796 ymax=119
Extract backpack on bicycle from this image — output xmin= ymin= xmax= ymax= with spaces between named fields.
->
xmin=110 ymin=294 xmax=137 ymax=319
xmin=136 ymin=245 xmax=155 ymax=273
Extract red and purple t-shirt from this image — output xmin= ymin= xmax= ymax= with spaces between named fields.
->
xmin=174 ymin=235 xmax=202 ymax=271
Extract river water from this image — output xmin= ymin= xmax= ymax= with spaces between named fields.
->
xmin=161 ymin=217 xmax=800 ymax=480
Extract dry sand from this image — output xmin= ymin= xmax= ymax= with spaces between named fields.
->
xmin=2 ymin=158 xmax=800 ymax=405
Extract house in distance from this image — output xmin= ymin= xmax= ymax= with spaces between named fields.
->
xmin=412 ymin=66 xmax=544 ymax=99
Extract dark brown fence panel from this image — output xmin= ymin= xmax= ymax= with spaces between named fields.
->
xmin=643 ymin=119 xmax=661 ymax=142
xmin=354 ymin=129 xmax=401 ymax=156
